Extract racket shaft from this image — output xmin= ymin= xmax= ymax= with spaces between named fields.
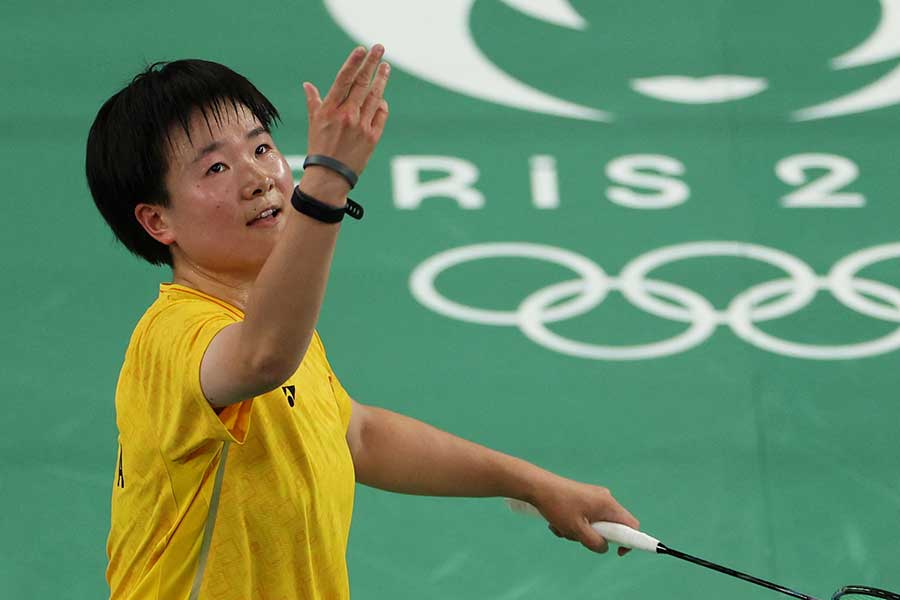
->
xmin=661 ymin=545 xmax=819 ymax=600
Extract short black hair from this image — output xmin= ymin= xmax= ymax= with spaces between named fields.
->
xmin=85 ymin=59 xmax=280 ymax=266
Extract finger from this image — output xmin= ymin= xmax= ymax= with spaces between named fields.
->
xmin=548 ymin=524 xmax=562 ymax=538
xmin=345 ymin=44 xmax=385 ymax=106
xmin=371 ymin=100 xmax=389 ymax=135
xmin=360 ymin=62 xmax=390 ymax=124
xmin=613 ymin=507 xmax=640 ymax=531
xmin=617 ymin=547 xmax=631 ymax=557
xmin=602 ymin=492 xmax=640 ymax=530
xmin=578 ymin=520 xmax=609 ymax=554
xmin=303 ymin=82 xmax=322 ymax=120
xmin=322 ymin=46 xmax=367 ymax=108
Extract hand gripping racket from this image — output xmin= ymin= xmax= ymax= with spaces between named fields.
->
xmin=507 ymin=499 xmax=899 ymax=600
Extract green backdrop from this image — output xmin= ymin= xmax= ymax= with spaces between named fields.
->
xmin=3 ymin=1 xmax=899 ymax=598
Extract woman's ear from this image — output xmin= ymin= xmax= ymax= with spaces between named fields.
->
xmin=134 ymin=203 xmax=176 ymax=246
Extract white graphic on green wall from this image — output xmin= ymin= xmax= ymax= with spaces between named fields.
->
xmin=324 ymin=0 xmax=900 ymax=121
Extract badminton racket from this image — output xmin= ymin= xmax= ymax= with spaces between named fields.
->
xmin=507 ymin=499 xmax=899 ymax=600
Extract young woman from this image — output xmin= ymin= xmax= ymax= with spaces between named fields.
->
xmin=86 ymin=45 xmax=639 ymax=599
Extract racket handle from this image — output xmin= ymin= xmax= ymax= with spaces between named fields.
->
xmin=591 ymin=522 xmax=660 ymax=553
xmin=506 ymin=498 xmax=661 ymax=553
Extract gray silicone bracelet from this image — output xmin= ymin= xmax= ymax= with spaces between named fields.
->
xmin=303 ymin=154 xmax=359 ymax=189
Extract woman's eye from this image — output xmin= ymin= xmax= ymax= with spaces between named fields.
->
xmin=207 ymin=162 xmax=225 ymax=175
xmin=255 ymin=144 xmax=271 ymax=155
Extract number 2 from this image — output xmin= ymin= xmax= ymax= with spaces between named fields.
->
xmin=776 ymin=153 xmax=865 ymax=208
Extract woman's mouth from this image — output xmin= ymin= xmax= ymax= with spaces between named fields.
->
xmin=248 ymin=207 xmax=282 ymax=226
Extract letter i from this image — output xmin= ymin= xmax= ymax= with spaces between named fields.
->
xmin=530 ymin=155 xmax=559 ymax=209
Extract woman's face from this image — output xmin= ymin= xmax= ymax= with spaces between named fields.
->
xmin=150 ymin=102 xmax=294 ymax=280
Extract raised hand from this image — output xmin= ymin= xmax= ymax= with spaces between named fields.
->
xmin=302 ymin=45 xmax=391 ymax=187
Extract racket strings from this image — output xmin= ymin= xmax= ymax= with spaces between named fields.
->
xmin=832 ymin=586 xmax=900 ymax=600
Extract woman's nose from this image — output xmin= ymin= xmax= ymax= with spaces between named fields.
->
xmin=242 ymin=163 xmax=274 ymax=198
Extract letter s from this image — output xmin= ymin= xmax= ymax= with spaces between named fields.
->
xmin=605 ymin=154 xmax=689 ymax=209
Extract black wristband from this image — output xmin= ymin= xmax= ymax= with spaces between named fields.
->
xmin=303 ymin=154 xmax=359 ymax=190
xmin=290 ymin=187 xmax=364 ymax=223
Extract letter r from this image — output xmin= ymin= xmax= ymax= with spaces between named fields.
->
xmin=391 ymin=156 xmax=485 ymax=210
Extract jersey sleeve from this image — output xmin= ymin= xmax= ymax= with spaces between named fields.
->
xmin=313 ymin=331 xmax=353 ymax=432
xmin=138 ymin=301 xmax=254 ymax=461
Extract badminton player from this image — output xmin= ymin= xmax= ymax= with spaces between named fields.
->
xmin=86 ymin=44 xmax=640 ymax=599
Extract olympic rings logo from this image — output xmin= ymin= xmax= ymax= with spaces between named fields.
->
xmin=409 ymin=241 xmax=900 ymax=360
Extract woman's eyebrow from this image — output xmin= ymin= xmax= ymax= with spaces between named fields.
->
xmin=191 ymin=126 xmax=270 ymax=164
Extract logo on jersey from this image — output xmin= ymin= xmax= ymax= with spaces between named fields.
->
xmin=282 ymin=385 xmax=296 ymax=407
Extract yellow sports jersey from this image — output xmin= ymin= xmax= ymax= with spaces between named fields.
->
xmin=106 ymin=283 xmax=355 ymax=600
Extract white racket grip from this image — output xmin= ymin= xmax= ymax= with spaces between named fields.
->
xmin=592 ymin=522 xmax=660 ymax=553
xmin=506 ymin=498 xmax=661 ymax=553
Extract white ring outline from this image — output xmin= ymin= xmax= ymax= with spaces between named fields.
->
xmin=619 ymin=242 xmax=819 ymax=323
xmin=829 ymin=242 xmax=900 ymax=322
xmin=729 ymin=277 xmax=900 ymax=359
xmin=409 ymin=242 xmax=608 ymax=326
xmin=518 ymin=278 xmax=717 ymax=360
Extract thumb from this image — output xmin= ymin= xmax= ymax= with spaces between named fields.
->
xmin=578 ymin=519 xmax=609 ymax=554
xmin=303 ymin=82 xmax=322 ymax=118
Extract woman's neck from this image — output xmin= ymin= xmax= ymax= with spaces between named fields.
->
xmin=171 ymin=257 xmax=255 ymax=312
